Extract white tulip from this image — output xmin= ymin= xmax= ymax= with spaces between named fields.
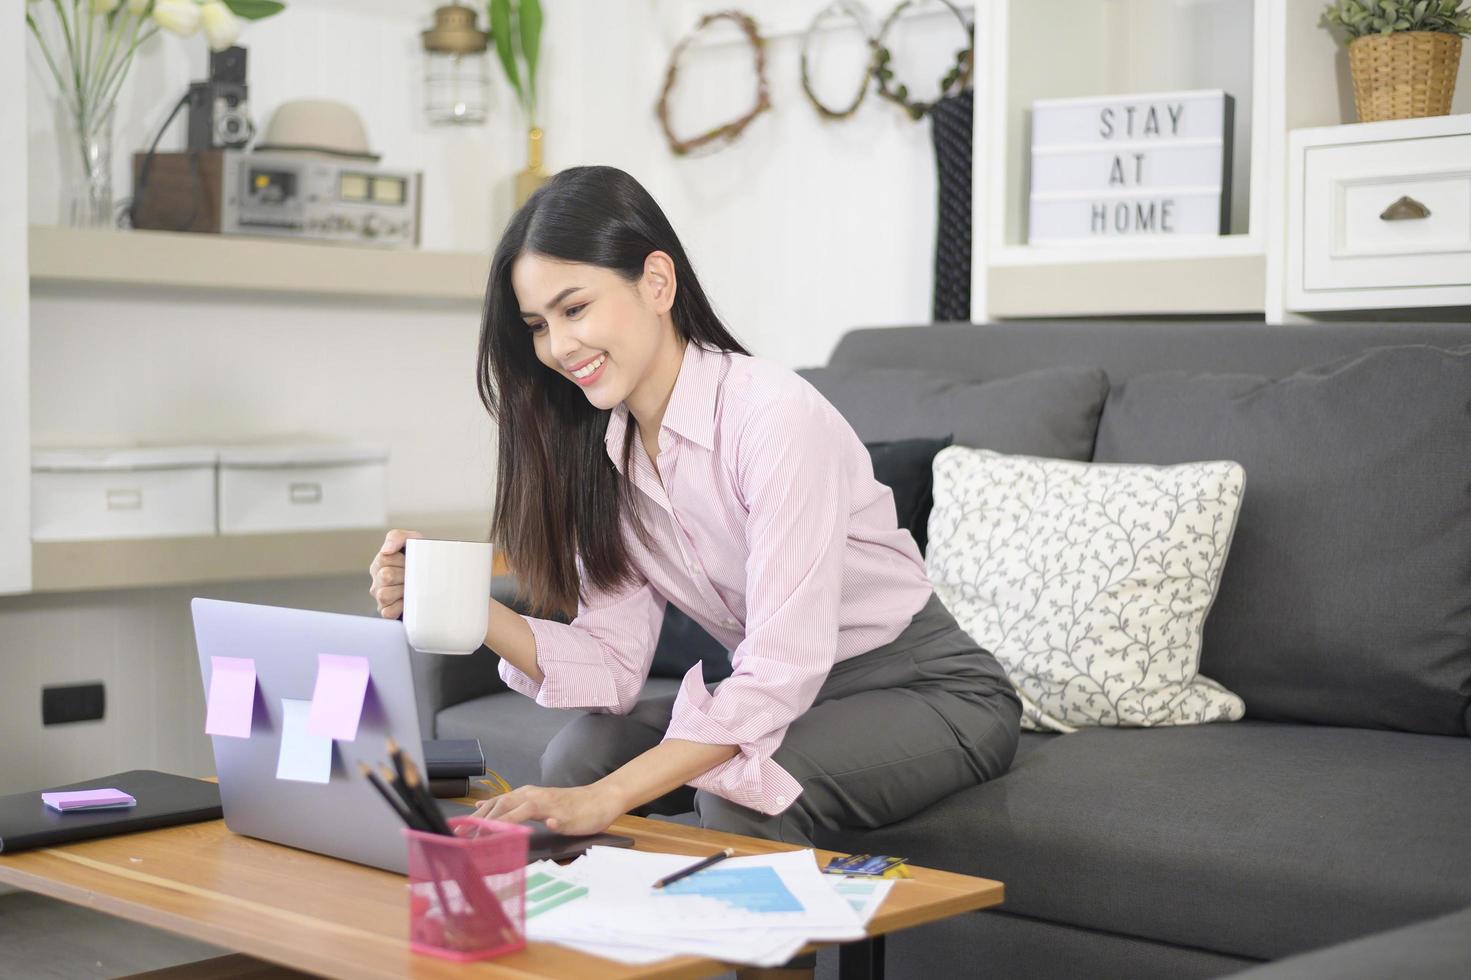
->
xmin=198 ymin=1 xmax=242 ymax=52
xmin=151 ymin=0 xmax=200 ymax=36
xmin=92 ymin=0 xmax=121 ymax=14
xmin=128 ymin=0 xmax=152 ymax=16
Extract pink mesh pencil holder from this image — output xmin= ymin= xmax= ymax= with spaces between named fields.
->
xmin=403 ymin=816 xmax=531 ymax=961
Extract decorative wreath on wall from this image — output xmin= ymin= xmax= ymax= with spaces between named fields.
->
xmin=799 ymin=0 xmax=879 ymax=121
xmin=657 ymin=2 xmax=975 ymax=156
xmin=655 ymin=10 xmax=773 ymax=157
xmin=871 ymin=0 xmax=974 ymax=122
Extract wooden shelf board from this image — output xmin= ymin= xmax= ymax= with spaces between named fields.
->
xmin=30 ymin=511 xmax=502 ymax=594
xmin=988 ymin=253 xmax=1267 ymax=317
xmin=28 ymin=225 xmax=489 ymax=303
xmin=990 ymin=235 xmax=1265 ymax=268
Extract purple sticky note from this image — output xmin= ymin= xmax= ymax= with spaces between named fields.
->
xmin=205 ymin=656 xmax=256 ymax=738
xmin=42 ymin=788 xmax=136 ymax=812
xmin=306 ymin=654 xmax=371 ymax=741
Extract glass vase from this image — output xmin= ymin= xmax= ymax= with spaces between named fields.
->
xmin=56 ymin=98 xmax=116 ymax=228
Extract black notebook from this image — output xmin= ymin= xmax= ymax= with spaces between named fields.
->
xmin=423 ymin=738 xmax=485 ymax=779
xmin=0 ymin=770 xmax=221 ymax=854
xmin=428 ymin=776 xmax=470 ymax=798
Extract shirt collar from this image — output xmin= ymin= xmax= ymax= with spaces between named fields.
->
xmin=604 ymin=341 xmax=722 ymax=471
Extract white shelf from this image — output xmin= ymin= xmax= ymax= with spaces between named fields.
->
xmin=973 ymin=0 xmax=1275 ymax=318
xmin=29 ymin=511 xmax=499 ymax=594
xmin=28 ymin=226 xmax=490 ymax=303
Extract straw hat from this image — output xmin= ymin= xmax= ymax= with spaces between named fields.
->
xmin=254 ymin=99 xmax=381 ymax=162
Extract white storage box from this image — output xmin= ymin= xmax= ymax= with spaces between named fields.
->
xmin=217 ymin=442 xmax=389 ymax=535
xmin=32 ymin=445 xmax=219 ymax=542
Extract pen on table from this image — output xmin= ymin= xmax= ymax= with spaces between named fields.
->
xmin=652 ymin=847 xmax=735 ymax=889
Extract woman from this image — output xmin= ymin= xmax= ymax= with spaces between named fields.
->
xmin=368 ymin=165 xmax=1020 ymax=853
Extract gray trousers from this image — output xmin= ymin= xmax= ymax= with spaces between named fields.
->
xmin=541 ymin=591 xmax=1022 ymax=848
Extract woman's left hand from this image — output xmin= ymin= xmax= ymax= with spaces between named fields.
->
xmin=470 ymin=783 xmax=624 ymax=836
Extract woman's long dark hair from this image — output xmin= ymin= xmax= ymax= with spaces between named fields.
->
xmin=477 ymin=166 xmax=748 ymax=618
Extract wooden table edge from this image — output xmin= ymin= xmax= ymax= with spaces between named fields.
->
xmin=0 ymin=791 xmax=1006 ymax=979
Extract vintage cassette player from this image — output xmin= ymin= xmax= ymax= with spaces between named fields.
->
xmin=130 ymin=149 xmax=421 ymax=248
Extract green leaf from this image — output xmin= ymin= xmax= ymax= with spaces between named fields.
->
xmin=520 ymin=0 xmax=542 ymax=100
xmin=489 ymin=0 xmax=524 ymax=109
xmin=222 ymin=0 xmax=285 ymax=20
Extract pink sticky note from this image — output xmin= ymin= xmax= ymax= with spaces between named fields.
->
xmin=205 ymin=656 xmax=257 ymax=738
xmin=306 ymin=654 xmax=370 ymax=741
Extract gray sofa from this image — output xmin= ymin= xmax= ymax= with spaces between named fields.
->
xmin=411 ymin=319 xmax=1471 ymax=979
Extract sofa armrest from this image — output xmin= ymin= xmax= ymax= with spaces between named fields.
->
xmin=409 ymin=573 xmax=569 ymax=739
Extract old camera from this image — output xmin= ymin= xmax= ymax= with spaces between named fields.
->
xmin=187 ymin=45 xmax=255 ymax=151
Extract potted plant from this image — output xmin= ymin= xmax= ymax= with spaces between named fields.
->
xmin=1321 ymin=0 xmax=1471 ymax=122
xmin=487 ymin=0 xmax=545 ymax=206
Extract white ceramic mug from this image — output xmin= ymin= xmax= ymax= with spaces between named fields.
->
xmin=402 ymin=538 xmax=494 ymax=655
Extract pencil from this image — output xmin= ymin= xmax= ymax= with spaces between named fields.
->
xmin=652 ymin=847 xmax=735 ymax=889
xmin=358 ymin=761 xmax=428 ymax=832
xmin=386 ymin=738 xmax=450 ymax=836
xmin=379 ymin=763 xmax=439 ymax=836
xmin=403 ymin=756 xmax=455 ymax=837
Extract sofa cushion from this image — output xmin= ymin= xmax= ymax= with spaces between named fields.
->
xmin=819 ymin=722 xmax=1471 ymax=962
xmin=435 ymin=678 xmax=683 ymax=790
xmin=1222 ymin=905 xmax=1471 ymax=980
xmin=798 ymin=364 xmax=1109 ymax=461
xmin=1093 ymin=343 xmax=1471 ymax=736
xmin=927 ymin=447 xmax=1246 ymax=731
xmin=866 ymin=434 xmax=953 ymax=556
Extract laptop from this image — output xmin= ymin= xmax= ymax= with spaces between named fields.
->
xmin=190 ymin=597 xmax=475 ymax=874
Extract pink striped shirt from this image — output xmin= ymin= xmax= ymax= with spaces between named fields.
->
xmin=499 ymin=341 xmax=934 ymax=815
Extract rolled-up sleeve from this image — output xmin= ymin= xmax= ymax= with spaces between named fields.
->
xmin=661 ymin=388 xmax=851 ymax=815
xmin=498 ymin=559 xmax=666 ymax=715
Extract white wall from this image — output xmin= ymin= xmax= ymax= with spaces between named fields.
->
xmin=615 ymin=0 xmax=963 ymax=367
xmin=2 ymin=0 xmax=32 ymax=597
xmin=5 ymin=0 xmax=954 ymax=793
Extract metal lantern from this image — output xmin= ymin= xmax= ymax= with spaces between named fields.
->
xmin=422 ymin=3 xmax=490 ymax=125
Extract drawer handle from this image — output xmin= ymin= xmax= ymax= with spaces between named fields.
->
xmin=105 ymin=488 xmax=142 ymax=510
xmin=288 ymin=482 xmax=322 ymax=504
xmin=1380 ymin=196 xmax=1431 ymax=221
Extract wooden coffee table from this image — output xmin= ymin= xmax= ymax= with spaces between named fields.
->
xmin=0 ymin=789 xmax=1003 ymax=979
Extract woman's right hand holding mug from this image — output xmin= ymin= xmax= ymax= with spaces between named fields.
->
xmin=369 ymin=529 xmax=423 ymax=619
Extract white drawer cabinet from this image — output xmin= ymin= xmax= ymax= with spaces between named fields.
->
xmin=1288 ymin=114 xmax=1471 ymax=312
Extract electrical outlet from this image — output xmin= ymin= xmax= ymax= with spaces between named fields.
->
xmin=41 ymin=682 xmax=106 ymax=725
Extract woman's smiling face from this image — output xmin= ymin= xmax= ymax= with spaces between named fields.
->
xmin=512 ymin=251 xmax=677 ymax=413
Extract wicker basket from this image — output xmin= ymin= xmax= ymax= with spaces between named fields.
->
xmin=1347 ymin=31 xmax=1463 ymax=122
